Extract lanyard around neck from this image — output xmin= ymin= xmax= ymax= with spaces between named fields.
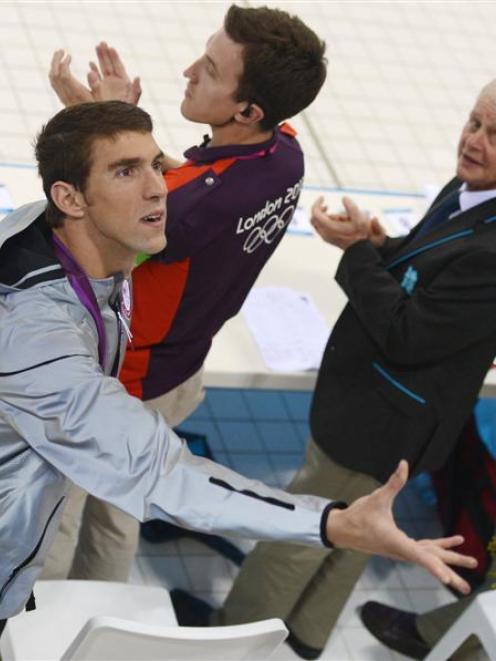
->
xmin=52 ymin=233 xmax=108 ymax=369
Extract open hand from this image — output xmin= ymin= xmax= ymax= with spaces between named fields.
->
xmin=88 ymin=42 xmax=141 ymax=104
xmin=325 ymin=460 xmax=477 ymax=595
xmin=311 ymin=195 xmax=386 ymax=249
xmin=49 ymin=50 xmax=94 ymax=106
xmin=49 ymin=45 xmax=141 ymax=108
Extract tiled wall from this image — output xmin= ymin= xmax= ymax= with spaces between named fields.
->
xmin=1 ymin=1 xmax=496 ymax=192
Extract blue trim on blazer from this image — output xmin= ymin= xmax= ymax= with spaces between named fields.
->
xmin=386 ymin=229 xmax=474 ymax=270
xmin=373 ymin=362 xmax=427 ymax=405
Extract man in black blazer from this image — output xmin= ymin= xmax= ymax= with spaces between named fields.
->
xmin=172 ymin=81 xmax=496 ymax=659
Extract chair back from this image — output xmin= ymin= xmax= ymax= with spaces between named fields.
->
xmin=424 ymin=591 xmax=496 ymax=660
xmin=63 ymin=615 xmax=288 ymax=661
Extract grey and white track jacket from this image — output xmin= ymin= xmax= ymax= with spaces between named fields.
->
xmin=0 ymin=202 xmax=333 ymax=619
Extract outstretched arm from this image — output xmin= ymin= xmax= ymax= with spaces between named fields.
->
xmin=325 ymin=460 xmax=476 ymax=595
xmin=0 ymin=298 xmax=476 ymax=595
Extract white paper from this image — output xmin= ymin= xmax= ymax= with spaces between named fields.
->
xmin=242 ymin=286 xmax=329 ymax=372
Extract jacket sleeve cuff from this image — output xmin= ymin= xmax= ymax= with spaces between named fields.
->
xmin=320 ymin=501 xmax=348 ymax=548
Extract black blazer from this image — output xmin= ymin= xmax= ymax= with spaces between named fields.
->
xmin=311 ymin=178 xmax=496 ymax=482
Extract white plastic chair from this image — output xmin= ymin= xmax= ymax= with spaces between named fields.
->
xmin=424 ymin=591 xmax=496 ymax=661
xmin=0 ymin=580 xmax=287 ymax=661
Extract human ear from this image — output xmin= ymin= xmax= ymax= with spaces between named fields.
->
xmin=234 ymin=102 xmax=264 ymax=126
xmin=50 ymin=181 xmax=86 ymax=219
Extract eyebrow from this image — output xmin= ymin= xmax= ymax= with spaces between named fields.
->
xmin=108 ymin=151 xmax=165 ymax=170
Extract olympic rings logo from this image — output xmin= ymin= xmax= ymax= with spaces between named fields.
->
xmin=243 ymin=205 xmax=295 ymax=254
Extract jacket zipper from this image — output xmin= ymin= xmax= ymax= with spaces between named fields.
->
xmin=0 ymin=496 xmax=65 ymax=602
xmin=109 ymin=297 xmax=122 ymax=377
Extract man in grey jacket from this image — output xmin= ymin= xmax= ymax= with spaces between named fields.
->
xmin=0 ymin=101 xmax=476 ymax=632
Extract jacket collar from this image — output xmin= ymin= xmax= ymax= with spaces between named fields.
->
xmin=386 ymin=198 xmax=496 ymax=272
xmin=0 ymin=203 xmax=123 ymax=299
xmin=183 ymin=128 xmax=278 ymax=165
xmin=0 ymin=204 xmax=65 ymax=292
xmin=386 ymin=179 xmax=496 ymax=269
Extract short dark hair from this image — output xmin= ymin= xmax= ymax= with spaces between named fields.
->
xmin=225 ymin=5 xmax=327 ymax=131
xmin=35 ymin=101 xmax=153 ymax=227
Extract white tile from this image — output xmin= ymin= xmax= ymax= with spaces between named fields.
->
xmin=320 ymin=629 xmax=352 ymax=661
xmin=358 ymin=557 xmax=403 ymax=590
xmin=0 ymin=111 xmax=27 ymax=133
xmin=194 ymin=590 xmax=229 ymax=610
xmin=406 ymin=588 xmax=457 ymax=613
xmin=128 ymin=557 xmax=145 ymax=585
xmin=136 ymin=555 xmax=191 ymax=591
xmin=397 ymin=564 xmax=444 ymax=591
xmin=137 ymin=535 xmax=182 ymax=558
xmin=175 ymin=536 xmax=220 ymax=557
xmin=341 ymin=626 xmax=395 ymax=660
xmin=2 ymin=0 xmax=496 ymax=188
xmin=182 ymin=555 xmax=235 ymax=592
xmin=0 ymin=135 xmax=33 ymax=161
xmin=266 ymin=627 xmax=351 ymax=660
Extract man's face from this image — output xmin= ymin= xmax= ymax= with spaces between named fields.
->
xmin=82 ymin=131 xmax=167 ymax=267
xmin=457 ymin=92 xmax=496 ymax=190
xmin=181 ymin=28 xmax=245 ymax=126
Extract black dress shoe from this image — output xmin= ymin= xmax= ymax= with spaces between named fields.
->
xmin=360 ymin=601 xmax=431 ymax=660
xmin=170 ymin=588 xmax=214 ymax=627
xmin=286 ymin=629 xmax=323 ymax=659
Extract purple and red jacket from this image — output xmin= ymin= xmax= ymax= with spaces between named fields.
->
xmin=120 ymin=123 xmax=304 ymax=400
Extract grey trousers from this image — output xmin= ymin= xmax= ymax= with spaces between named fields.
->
xmin=41 ymin=368 xmax=204 ymax=581
xmin=212 ymin=439 xmax=380 ymax=649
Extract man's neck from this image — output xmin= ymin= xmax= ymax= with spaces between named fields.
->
xmin=53 ymin=225 xmax=132 ymax=280
xmin=209 ymin=122 xmax=273 ymax=148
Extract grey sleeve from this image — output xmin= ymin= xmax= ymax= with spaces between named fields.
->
xmin=0 ymin=307 xmax=330 ymax=548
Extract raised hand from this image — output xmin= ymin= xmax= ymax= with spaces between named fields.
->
xmin=325 ymin=460 xmax=477 ymax=595
xmin=311 ymin=195 xmax=386 ymax=249
xmin=49 ymin=49 xmax=93 ymax=106
xmin=87 ymin=42 xmax=141 ymax=104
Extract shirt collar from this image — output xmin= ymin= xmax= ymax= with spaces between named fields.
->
xmin=458 ymin=182 xmax=496 ymax=214
xmin=183 ymin=128 xmax=279 ymax=164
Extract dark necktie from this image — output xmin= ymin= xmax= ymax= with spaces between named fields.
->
xmin=416 ymin=189 xmax=460 ymax=238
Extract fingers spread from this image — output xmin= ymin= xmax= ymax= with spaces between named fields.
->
xmin=109 ymin=46 xmax=126 ymax=77
xmin=342 ymin=196 xmax=359 ymax=218
xmin=87 ymin=70 xmax=102 ymax=94
xmin=311 ymin=196 xmax=325 ymax=216
xmin=377 ymin=460 xmax=408 ymax=505
xmin=416 ymin=541 xmax=477 ymax=568
xmin=89 ymin=61 xmax=103 ymax=81
xmin=418 ymin=535 xmax=465 ymax=550
xmin=49 ymin=49 xmax=64 ymax=78
xmin=96 ymin=41 xmax=113 ymax=75
xmin=130 ymin=77 xmax=142 ymax=104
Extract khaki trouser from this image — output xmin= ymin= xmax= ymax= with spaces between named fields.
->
xmin=41 ymin=368 xmax=204 ymax=581
xmin=416 ymin=555 xmax=496 ymax=660
xmin=212 ymin=439 xmax=380 ymax=650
